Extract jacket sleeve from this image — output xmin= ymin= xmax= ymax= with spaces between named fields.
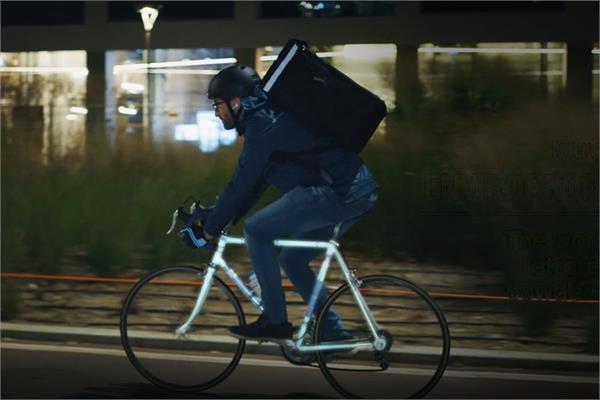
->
xmin=231 ymin=177 xmax=269 ymax=225
xmin=204 ymin=124 xmax=274 ymax=237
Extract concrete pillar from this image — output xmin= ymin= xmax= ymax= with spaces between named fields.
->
xmin=234 ymin=1 xmax=259 ymax=71
xmin=85 ymin=50 xmax=106 ymax=141
xmin=393 ymin=2 xmax=420 ymax=116
xmin=84 ymin=2 xmax=108 ymax=151
xmin=565 ymin=42 xmax=593 ymax=101
xmin=152 ymin=49 xmax=167 ymax=141
xmin=394 ymin=44 xmax=420 ymax=116
xmin=234 ymin=47 xmax=259 ymax=71
xmin=539 ymin=42 xmax=548 ymax=98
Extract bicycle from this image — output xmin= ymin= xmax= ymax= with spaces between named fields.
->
xmin=120 ymin=205 xmax=450 ymax=398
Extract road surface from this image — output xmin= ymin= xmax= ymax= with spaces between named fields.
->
xmin=1 ymin=340 xmax=598 ymax=399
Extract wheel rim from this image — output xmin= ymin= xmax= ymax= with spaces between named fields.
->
xmin=315 ymin=275 xmax=450 ymax=398
xmin=120 ymin=266 xmax=246 ymax=392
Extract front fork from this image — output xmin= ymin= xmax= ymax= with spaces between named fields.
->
xmin=175 ymin=264 xmax=217 ymax=337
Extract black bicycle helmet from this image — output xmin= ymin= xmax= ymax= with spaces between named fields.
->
xmin=208 ymin=64 xmax=261 ymax=100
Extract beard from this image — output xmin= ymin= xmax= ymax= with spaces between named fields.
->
xmin=222 ymin=118 xmax=235 ymax=130
xmin=221 ymin=108 xmax=243 ymax=130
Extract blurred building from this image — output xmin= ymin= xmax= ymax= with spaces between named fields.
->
xmin=1 ymin=1 xmax=598 ymax=159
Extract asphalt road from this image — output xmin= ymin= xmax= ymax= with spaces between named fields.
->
xmin=1 ymin=341 xmax=598 ymax=399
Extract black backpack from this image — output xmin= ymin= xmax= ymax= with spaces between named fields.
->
xmin=261 ymin=39 xmax=387 ymax=153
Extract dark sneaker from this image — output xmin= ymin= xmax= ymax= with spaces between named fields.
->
xmin=229 ymin=314 xmax=293 ymax=341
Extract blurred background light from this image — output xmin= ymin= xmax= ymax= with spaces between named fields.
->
xmin=173 ymin=111 xmax=237 ymax=152
xmin=123 ymin=68 xmax=220 ymax=75
xmin=69 ymin=106 xmax=88 ymax=115
xmin=118 ymin=106 xmax=138 ymax=115
xmin=0 ymin=66 xmax=89 ymax=76
xmin=342 ymin=44 xmax=397 ymax=60
xmin=113 ymin=57 xmax=237 ymax=74
xmin=174 ymin=124 xmax=200 ymax=141
xmin=418 ymin=46 xmax=566 ymax=54
xmin=121 ymin=82 xmax=145 ymax=94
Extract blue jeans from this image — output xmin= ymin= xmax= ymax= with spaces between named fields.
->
xmin=244 ymin=164 xmax=378 ymax=332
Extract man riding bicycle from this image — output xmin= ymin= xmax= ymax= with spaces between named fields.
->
xmin=198 ymin=64 xmax=378 ymax=341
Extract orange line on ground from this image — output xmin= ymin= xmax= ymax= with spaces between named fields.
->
xmin=427 ymin=291 xmax=600 ymax=304
xmin=1 ymin=272 xmax=139 ymax=284
xmin=358 ymin=288 xmax=599 ymax=304
xmin=1 ymin=272 xmax=597 ymax=304
xmin=0 ymin=272 xmax=295 ymax=288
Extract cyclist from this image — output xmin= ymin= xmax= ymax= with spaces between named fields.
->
xmin=200 ymin=64 xmax=378 ymax=341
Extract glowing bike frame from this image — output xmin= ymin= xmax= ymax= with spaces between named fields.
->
xmin=171 ymin=224 xmax=389 ymax=354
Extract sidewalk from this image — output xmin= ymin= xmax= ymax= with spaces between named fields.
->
xmin=2 ymin=322 xmax=598 ymax=373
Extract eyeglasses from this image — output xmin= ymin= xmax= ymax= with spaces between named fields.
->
xmin=212 ymin=101 xmax=226 ymax=110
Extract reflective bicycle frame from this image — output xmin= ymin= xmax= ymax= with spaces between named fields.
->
xmin=174 ymin=232 xmax=388 ymax=354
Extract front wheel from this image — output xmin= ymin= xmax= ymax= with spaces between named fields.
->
xmin=120 ymin=265 xmax=246 ymax=392
xmin=315 ymin=275 xmax=450 ymax=398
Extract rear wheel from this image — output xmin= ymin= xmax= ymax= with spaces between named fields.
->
xmin=120 ymin=265 xmax=245 ymax=392
xmin=315 ymin=275 xmax=450 ymax=398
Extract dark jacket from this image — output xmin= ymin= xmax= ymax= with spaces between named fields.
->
xmin=204 ymin=88 xmax=363 ymax=237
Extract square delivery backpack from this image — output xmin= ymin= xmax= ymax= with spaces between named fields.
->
xmin=261 ymin=39 xmax=387 ymax=153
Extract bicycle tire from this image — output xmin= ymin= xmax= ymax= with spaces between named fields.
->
xmin=314 ymin=275 xmax=450 ymax=398
xmin=120 ymin=265 xmax=246 ymax=392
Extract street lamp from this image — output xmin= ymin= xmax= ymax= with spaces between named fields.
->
xmin=137 ymin=5 xmax=160 ymax=142
xmin=139 ymin=6 xmax=159 ymax=32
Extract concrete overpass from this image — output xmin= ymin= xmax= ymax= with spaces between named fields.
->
xmin=1 ymin=1 xmax=597 ymax=127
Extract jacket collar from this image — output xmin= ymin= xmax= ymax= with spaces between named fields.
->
xmin=236 ymin=86 xmax=271 ymax=135
xmin=241 ymin=85 xmax=269 ymax=111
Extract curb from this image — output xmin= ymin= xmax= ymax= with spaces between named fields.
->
xmin=1 ymin=322 xmax=598 ymax=372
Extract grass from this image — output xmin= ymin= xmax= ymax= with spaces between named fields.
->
xmin=3 ymin=98 xmax=596 ymax=286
